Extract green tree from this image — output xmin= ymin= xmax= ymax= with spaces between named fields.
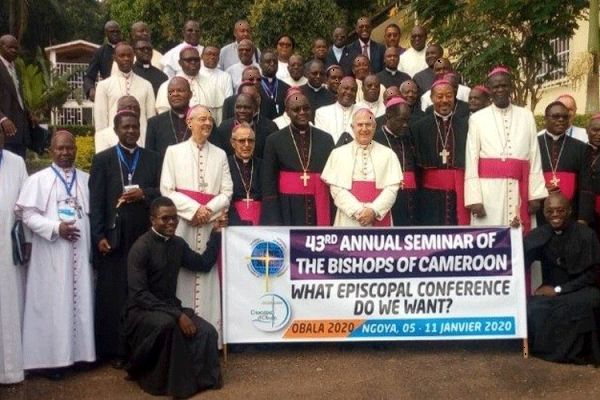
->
xmin=410 ymin=0 xmax=588 ymax=110
xmin=587 ymin=1 xmax=600 ymax=113
xmin=250 ymin=0 xmax=344 ymax=58
xmin=106 ymin=0 xmax=253 ymax=52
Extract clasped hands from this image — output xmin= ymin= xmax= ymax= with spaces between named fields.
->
xmin=354 ymin=207 xmax=376 ymax=227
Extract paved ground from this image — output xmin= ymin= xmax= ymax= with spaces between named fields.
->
xmin=2 ymin=340 xmax=600 ymax=400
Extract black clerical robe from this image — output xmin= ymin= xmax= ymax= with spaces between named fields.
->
xmin=412 ymin=111 xmax=469 ymax=225
xmin=125 ymin=230 xmax=222 ymax=398
xmin=228 ymin=156 xmax=262 ymax=225
xmin=83 ymin=43 xmax=115 ymax=97
xmin=425 ymin=100 xmax=470 ymax=120
xmin=300 ymin=84 xmax=336 ymax=118
xmin=376 ymin=69 xmax=411 ymax=89
xmin=222 ymin=92 xmax=277 ymax=121
xmin=413 ymin=67 xmax=435 ymax=95
xmin=89 ymin=145 xmax=162 ymax=359
xmin=212 ymin=116 xmax=278 ymax=159
xmin=133 ymin=62 xmax=168 ymax=96
xmin=525 ymin=222 xmax=600 ymax=364
xmin=146 ymin=110 xmax=205 ymax=163
xmin=536 ymin=132 xmax=587 ymax=225
xmin=578 ymin=146 xmax=600 ymax=231
xmin=260 ymin=77 xmax=290 ymax=118
xmin=374 ymin=126 xmax=418 ymax=225
xmin=261 ymin=126 xmax=334 ymax=225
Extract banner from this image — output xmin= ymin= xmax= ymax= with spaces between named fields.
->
xmin=223 ymin=226 xmax=527 ymax=343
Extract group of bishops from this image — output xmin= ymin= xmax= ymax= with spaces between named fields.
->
xmin=2 ymin=12 xmax=600 ymax=399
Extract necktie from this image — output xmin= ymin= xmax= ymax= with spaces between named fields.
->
xmin=362 ymin=44 xmax=369 ymax=59
xmin=7 ymin=63 xmax=24 ymax=109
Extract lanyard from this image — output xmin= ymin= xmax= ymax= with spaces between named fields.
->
xmin=116 ymin=145 xmax=140 ymax=185
xmin=261 ymin=78 xmax=278 ymax=100
xmin=0 ymin=150 xmax=3 ymax=169
xmin=51 ymin=165 xmax=77 ymax=197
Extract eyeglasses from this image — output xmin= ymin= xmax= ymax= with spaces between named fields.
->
xmin=549 ymin=113 xmax=569 ymax=120
xmin=232 ymin=138 xmax=256 ymax=144
xmin=181 ymin=57 xmax=201 ymax=63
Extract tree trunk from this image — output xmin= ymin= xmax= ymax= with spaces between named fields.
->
xmin=587 ymin=0 xmax=600 ymax=113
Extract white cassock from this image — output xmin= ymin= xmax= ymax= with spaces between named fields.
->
xmin=94 ymin=124 xmax=146 ymax=154
xmin=160 ymin=140 xmax=233 ymax=344
xmin=537 ymin=125 xmax=588 ymax=143
xmin=355 ymin=99 xmax=385 ymax=117
xmin=93 ymin=71 xmax=156 ymax=132
xmin=314 ymin=103 xmax=356 ymax=143
xmin=465 ymin=104 xmax=548 ymax=227
xmin=17 ymin=165 xmax=95 ymax=369
xmin=0 ymin=151 xmax=27 ymax=384
xmin=356 ymin=83 xmax=386 ymax=104
xmin=162 ymin=42 xmax=204 ymax=79
xmin=421 ymin=84 xmax=471 ymax=111
xmin=199 ymin=67 xmax=234 ymax=125
xmin=276 ymin=60 xmax=290 ymax=81
xmin=110 ymin=49 xmax=164 ymax=75
xmin=281 ymin=76 xmax=308 ymax=87
xmin=225 ymin=62 xmax=260 ymax=93
xmin=321 ymin=141 xmax=402 ymax=226
xmin=273 ymin=112 xmax=290 ymax=129
xmin=156 ymin=73 xmax=224 ymax=123
xmin=398 ymin=47 xmax=427 ymax=78
xmin=219 ymin=42 xmax=261 ymax=71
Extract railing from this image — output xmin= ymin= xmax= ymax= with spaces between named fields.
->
xmin=52 ymin=62 xmax=93 ymax=126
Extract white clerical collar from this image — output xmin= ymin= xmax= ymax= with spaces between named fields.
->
xmin=434 ymin=110 xmax=453 ymax=122
xmin=171 ymin=110 xmax=186 ymax=118
xmin=546 ymin=131 xmax=565 ymax=141
xmin=108 ymin=42 xmax=116 ymax=49
xmin=385 ymin=68 xmax=397 ymax=75
xmin=307 ymin=83 xmax=322 ymax=92
xmin=151 ymin=227 xmax=171 ymax=241
xmin=119 ymin=143 xmax=137 ymax=153
xmin=142 ymin=64 xmax=150 ymax=69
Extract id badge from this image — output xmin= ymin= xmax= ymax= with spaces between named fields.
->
xmin=58 ymin=204 xmax=77 ymax=223
xmin=123 ymin=184 xmax=140 ymax=193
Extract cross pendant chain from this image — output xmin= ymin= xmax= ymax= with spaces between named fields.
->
xmin=439 ymin=148 xmax=450 ymax=165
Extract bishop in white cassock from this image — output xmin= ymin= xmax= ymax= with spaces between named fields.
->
xmin=0 ymin=148 xmax=28 ymax=384
xmin=315 ymin=77 xmax=358 ymax=144
xmin=321 ymin=109 xmax=402 ymax=226
xmin=94 ymin=95 xmax=146 ymax=153
xmin=465 ymin=68 xmax=547 ymax=233
xmin=94 ymin=44 xmax=155 ymax=134
xmin=160 ymin=106 xmax=233 ymax=344
xmin=162 ymin=20 xmax=204 ymax=79
xmin=199 ymin=46 xmax=234 ymax=125
xmin=16 ymin=131 xmax=95 ymax=370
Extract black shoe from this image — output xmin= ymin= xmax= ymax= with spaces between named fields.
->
xmin=39 ymin=368 xmax=65 ymax=381
xmin=111 ymin=358 xmax=126 ymax=370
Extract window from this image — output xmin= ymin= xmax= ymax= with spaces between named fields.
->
xmin=537 ymin=38 xmax=570 ymax=82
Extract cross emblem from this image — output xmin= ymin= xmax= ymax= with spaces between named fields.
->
xmin=243 ymin=194 xmax=254 ymax=209
xmin=439 ymin=148 xmax=450 ymax=164
xmin=550 ymin=174 xmax=560 ymax=187
xmin=301 ymin=171 xmax=310 ymax=187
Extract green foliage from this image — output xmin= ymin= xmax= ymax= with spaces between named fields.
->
xmin=26 ymin=134 xmax=95 ymax=174
xmin=250 ymin=0 xmax=344 ymax=58
xmin=52 ymin=125 xmax=95 ymax=137
xmin=15 ymin=49 xmax=78 ymax=123
xmin=107 ymin=0 xmax=253 ymax=52
xmin=410 ymin=0 xmax=588 ymax=110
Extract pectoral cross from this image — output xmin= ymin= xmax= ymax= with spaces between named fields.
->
xmin=550 ymin=174 xmax=560 ymax=187
xmin=439 ymin=148 xmax=450 ymax=164
xmin=300 ymin=171 xmax=310 ymax=187
xmin=243 ymin=194 xmax=254 ymax=209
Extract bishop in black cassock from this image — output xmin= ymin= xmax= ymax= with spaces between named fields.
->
xmin=412 ymin=80 xmax=469 ymax=226
xmin=375 ymin=97 xmax=418 ymax=225
xmin=261 ymin=93 xmax=334 ymax=225
xmin=132 ymin=40 xmax=167 ymax=96
xmin=578 ymin=114 xmax=600 ymax=232
xmin=89 ymin=111 xmax=161 ymax=362
xmin=228 ymin=154 xmax=262 ymax=226
xmin=536 ymin=101 xmax=587 ymax=225
xmin=125 ymin=197 xmax=222 ymax=398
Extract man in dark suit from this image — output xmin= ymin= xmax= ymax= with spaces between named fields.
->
xmin=0 ymin=35 xmax=30 ymax=159
xmin=343 ymin=17 xmax=386 ymax=74
xmin=259 ymin=49 xmax=290 ymax=118
xmin=145 ymin=77 xmax=192 ymax=163
xmin=222 ymin=66 xmax=277 ymax=120
xmin=83 ymin=20 xmax=122 ymax=101
xmin=89 ymin=109 xmax=161 ymax=367
xmin=325 ymin=27 xmax=351 ymax=71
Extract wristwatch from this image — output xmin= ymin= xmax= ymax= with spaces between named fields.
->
xmin=554 ymin=286 xmax=562 ymax=294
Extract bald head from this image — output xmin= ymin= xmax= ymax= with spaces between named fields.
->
xmin=130 ymin=21 xmax=150 ymax=42
xmin=104 ymin=21 xmax=122 ymax=44
xmin=0 ymin=35 xmax=18 ymax=62
xmin=410 ymin=25 xmax=427 ymax=51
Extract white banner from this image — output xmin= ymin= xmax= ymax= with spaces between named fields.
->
xmin=223 ymin=226 xmax=527 ymax=343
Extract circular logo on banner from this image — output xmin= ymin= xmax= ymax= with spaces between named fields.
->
xmin=251 ymin=293 xmax=292 ymax=332
xmin=247 ymin=240 xmax=287 ymax=277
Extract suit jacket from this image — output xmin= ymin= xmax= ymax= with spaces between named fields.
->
xmin=83 ymin=43 xmax=115 ymax=97
xmin=325 ymin=46 xmax=352 ymax=73
xmin=88 ymin=145 xmax=162 ymax=248
xmin=343 ymin=40 xmax=386 ymax=74
xmin=259 ymin=77 xmax=290 ymax=118
xmin=222 ymin=92 xmax=277 ymax=121
xmin=0 ymin=61 xmax=30 ymax=147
